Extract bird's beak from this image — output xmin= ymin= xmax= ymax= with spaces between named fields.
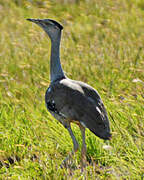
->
xmin=26 ymin=18 xmax=41 ymax=24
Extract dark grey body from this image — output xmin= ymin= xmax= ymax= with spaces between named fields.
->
xmin=45 ymin=78 xmax=111 ymax=140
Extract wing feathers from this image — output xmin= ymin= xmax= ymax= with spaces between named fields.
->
xmin=46 ymin=78 xmax=111 ymax=140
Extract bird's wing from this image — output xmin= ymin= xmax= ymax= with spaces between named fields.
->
xmin=45 ymin=78 xmax=111 ymax=140
xmin=71 ymin=80 xmax=109 ymax=122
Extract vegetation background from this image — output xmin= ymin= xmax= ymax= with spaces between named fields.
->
xmin=0 ymin=0 xmax=144 ymax=179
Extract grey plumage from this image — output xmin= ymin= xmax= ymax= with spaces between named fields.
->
xmin=27 ymin=18 xmax=111 ymax=167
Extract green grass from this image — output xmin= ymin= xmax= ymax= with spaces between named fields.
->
xmin=0 ymin=0 xmax=144 ymax=179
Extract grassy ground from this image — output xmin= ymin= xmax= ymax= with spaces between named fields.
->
xmin=0 ymin=0 xmax=144 ymax=179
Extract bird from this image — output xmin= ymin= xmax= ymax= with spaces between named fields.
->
xmin=27 ymin=18 xmax=111 ymax=168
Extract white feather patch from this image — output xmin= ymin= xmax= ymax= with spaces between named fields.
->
xmin=96 ymin=106 xmax=101 ymax=114
xmin=48 ymin=87 xmax=51 ymax=92
xmin=59 ymin=112 xmax=67 ymax=118
xmin=80 ymin=121 xmax=87 ymax=128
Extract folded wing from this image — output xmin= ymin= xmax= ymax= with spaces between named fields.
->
xmin=45 ymin=78 xmax=111 ymax=140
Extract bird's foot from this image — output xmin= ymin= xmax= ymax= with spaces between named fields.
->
xmin=60 ymin=154 xmax=77 ymax=170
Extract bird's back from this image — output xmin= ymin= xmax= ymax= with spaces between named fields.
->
xmin=45 ymin=78 xmax=111 ymax=140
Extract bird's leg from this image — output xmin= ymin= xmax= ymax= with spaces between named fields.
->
xmin=61 ymin=124 xmax=79 ymax=168
xmin=79 ymin=125 xmax=87 ymax=168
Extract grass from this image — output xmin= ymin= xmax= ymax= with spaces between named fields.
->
xmin=0 ymin=0 xmax=144 ymax=179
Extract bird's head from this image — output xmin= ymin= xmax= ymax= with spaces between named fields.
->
xmin=27 ymin=18 xmax=63 ymax=42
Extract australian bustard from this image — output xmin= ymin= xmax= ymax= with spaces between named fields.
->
xmin=27 ymin=18 xmax=111 ymax=167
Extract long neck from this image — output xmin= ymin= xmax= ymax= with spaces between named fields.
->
xmin=50 ymin=34 xmax=65 ymax=82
